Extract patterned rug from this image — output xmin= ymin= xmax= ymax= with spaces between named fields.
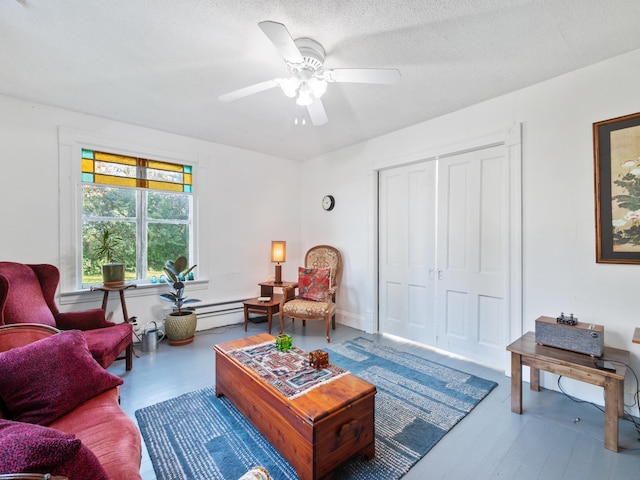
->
xmin=227 ymin=341 xmax=348 ymax=398
xmin=135 ymin=337 xmax=497 ymax=480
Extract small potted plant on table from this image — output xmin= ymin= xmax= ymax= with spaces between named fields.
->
xmin=160 ymin=256 xmax=199 ymax=345
xmin=93 ymin=226 xmax=125 ymax=286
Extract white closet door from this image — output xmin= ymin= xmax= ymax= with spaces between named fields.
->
xmin=378 ymin=161 xmax=436 ymax=345
xmin=436 ymin=146 xmax=508 ymax=367
xmin=378 ymin=144 xmax=512 ymax=369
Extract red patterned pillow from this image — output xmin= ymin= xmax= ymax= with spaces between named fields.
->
xmin=0 ymin=419 xmax=108 ymax=479
xmin=0 ymin=330 xmax=123 ymax=426
xmin=297 ymin=267 xmax=331 ymax=301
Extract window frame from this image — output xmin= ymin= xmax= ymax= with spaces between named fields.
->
xmin=58 ymin=127 xmax=202 ymax=294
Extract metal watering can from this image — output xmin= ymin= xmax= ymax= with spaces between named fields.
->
xmin=141 ymin=320 xmax=165 ymax=352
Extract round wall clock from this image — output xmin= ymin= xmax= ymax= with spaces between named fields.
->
xmin=322 ymin=195 xmax=335 ymax=211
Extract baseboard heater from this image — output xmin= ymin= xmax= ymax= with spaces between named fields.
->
xmin=191 ymin=298 xmax=248 ymax=319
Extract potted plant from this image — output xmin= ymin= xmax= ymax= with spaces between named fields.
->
xmin=92 ymin=226 xmax=125 ymax=286
xmin=160 ymin=256 xmax=199 ymax=345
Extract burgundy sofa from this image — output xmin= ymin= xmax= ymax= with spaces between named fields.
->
xmin=0 ymin=262 xmax=133 ymax=370
xmin=0 ymin=324 xmax=141 ymax=479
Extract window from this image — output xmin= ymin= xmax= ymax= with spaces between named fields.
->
xmin=81 ymin=149 xmax=194 ymax=285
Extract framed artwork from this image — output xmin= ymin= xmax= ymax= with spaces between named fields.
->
xmin=594 ymin=111 xmax=640 ymax=264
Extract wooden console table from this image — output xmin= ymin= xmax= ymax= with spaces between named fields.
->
xmin=507 ymin=331 xmax=629 ymax=452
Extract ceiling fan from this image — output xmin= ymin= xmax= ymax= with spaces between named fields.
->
xmin=218 ymin=21 xmax=401 ymax=126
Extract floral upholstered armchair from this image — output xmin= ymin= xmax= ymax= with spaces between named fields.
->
xmin=279 ymin=245 xmax=342 ymax=342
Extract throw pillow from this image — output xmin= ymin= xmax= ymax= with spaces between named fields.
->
xmin=297 ymin=267 xmax=331 ymax=301
xmin=0 ymin=419 xmax=108 ymax=479
xmin=0 ymin=330 xmax=123 ymax=425
xmin=237 ymin=466 xmax=272 ymax=480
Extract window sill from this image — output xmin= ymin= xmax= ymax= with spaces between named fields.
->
xmin=59 ymin=279 xmax=209 ymax=306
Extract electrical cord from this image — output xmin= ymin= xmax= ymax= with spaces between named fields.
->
xmin=195 ymin=323 xmax=244 ymax=336
xmin=598 ymin=358 xmax=640 ymax=410
xmin=558 ymin=375 xmax=640 ymax=437
xmin=557 ymin=360 xmax=640 ymax=444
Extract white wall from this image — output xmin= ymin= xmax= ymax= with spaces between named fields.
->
xmin=301 ymin=49 xmax=640 ymax=414
xmin=0 ymin=94 xmax=301 ymax=330
xmin=3 ymin=47 xmax=640 ymax=413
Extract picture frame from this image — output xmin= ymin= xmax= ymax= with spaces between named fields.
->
xmin=594 ymin=111 xmax=640 ymax=264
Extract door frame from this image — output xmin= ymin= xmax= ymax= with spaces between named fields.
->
xmin=373 ymin=125 xmax=523 ymax=373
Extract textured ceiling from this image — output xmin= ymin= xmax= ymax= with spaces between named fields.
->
xmin=2 ymin=0 xmax=640 ymax=160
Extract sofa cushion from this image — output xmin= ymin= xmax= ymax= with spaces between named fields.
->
xmin=0 ymin=330 xmax=123 ymax=425
xmin=297 ymin=267 xmax=331 ymax=301
xmin=0 ymin=419 xmax=108 ymax=479
xmin=81 ymin=323 xmax=132 ymax=368
xmin=282 ymin=298 xmax=334 ymax=316
xmin=49 ymin=388 xmax=142 ymax=480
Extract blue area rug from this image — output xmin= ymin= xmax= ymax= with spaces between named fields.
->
xmin=135 ymin=337 xmax=497 ymax=480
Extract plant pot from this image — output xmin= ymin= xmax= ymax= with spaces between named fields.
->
xmin=165 ymin=311 xmax=197 ymax=346
xmin=102 ymin=263 xmax=125 ymax=286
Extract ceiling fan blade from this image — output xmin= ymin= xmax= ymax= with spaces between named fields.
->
xmin=307 ymin=99 xmax=328 ymax=126
xmin=324 ymin=68 xmax=401 ymax=85
xmin=218 ymin=79 xmax=280 ymax=102
xmin=258 ymin=21 xmax=304 ymax=64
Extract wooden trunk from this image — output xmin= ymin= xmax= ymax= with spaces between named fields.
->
xmin=215 ymin=334 xmax=376 ymax=480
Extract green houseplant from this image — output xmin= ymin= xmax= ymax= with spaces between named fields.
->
xmin=160 ymin=256 xmax=199 ymax=345
xmin=92 ymin=226 xmax=125 ymax=286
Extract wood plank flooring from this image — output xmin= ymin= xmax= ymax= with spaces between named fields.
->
xmin=108 ymin=320 xmax=640 ymax=480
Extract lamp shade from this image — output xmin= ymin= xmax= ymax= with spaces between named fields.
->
xmin=279 ymin=77 xmax=300 ymax=98
xmin=308 ymin=77 xmax=328 ymax=98
xmin=271 ymin=241 xmax=286 ymax=263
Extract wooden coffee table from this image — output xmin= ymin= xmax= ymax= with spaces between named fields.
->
xmin=215 ymin=334 xmax=376 ymax=480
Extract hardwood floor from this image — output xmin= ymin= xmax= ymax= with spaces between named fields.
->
xmin=108 ymin=320 xmax=640 ymax=480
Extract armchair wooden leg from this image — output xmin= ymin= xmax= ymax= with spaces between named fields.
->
xmin=331 ymin=314 xmax=336 ymax=330
xmin=126 ymin=343 xmax=133 ymax=371
xmin=325 ymin=315 xmax=331 ymax=343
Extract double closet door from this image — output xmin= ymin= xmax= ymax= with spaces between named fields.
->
xmin=378 ymin=145 xmax=511 ymax=368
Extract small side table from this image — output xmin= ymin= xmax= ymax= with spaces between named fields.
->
xmin=243 ymin=298 xmax=281 ymax=334
xmin=243 ymin=281 xmax=297 ymax=334
xmin=91 ymin=283 xmax=137 ymax=323
xmin=259 ymin=281 xmax=297 ymax=299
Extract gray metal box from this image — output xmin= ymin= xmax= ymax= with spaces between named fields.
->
xmin=534 ymin=316 xmax=604 ymax=357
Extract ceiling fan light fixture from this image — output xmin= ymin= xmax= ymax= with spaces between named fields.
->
xmin=308 ymin=77 xmax=327 ymax=98
xmin=296 ymin=83 xmax=314 ymax=106
xmin=218 ymin=21 xmax=402 ymax=127
xmin=279 ymin=77 xmax=300 ymax=97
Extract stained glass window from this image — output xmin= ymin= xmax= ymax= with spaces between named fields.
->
xmin=81 ymin=149 xmax=193 ymax=193
xmin=81 ymin=148 xmax=194 ymax=285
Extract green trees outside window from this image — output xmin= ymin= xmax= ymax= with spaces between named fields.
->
xmin=82 ymin=185 xmax=193 ymax=284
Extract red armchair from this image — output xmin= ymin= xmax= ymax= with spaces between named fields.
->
xmin=0 ymin=262 xmax=133 ymax=370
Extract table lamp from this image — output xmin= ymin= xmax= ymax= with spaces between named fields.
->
xmin=271 ymin=241 xmax=286 ymax=284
